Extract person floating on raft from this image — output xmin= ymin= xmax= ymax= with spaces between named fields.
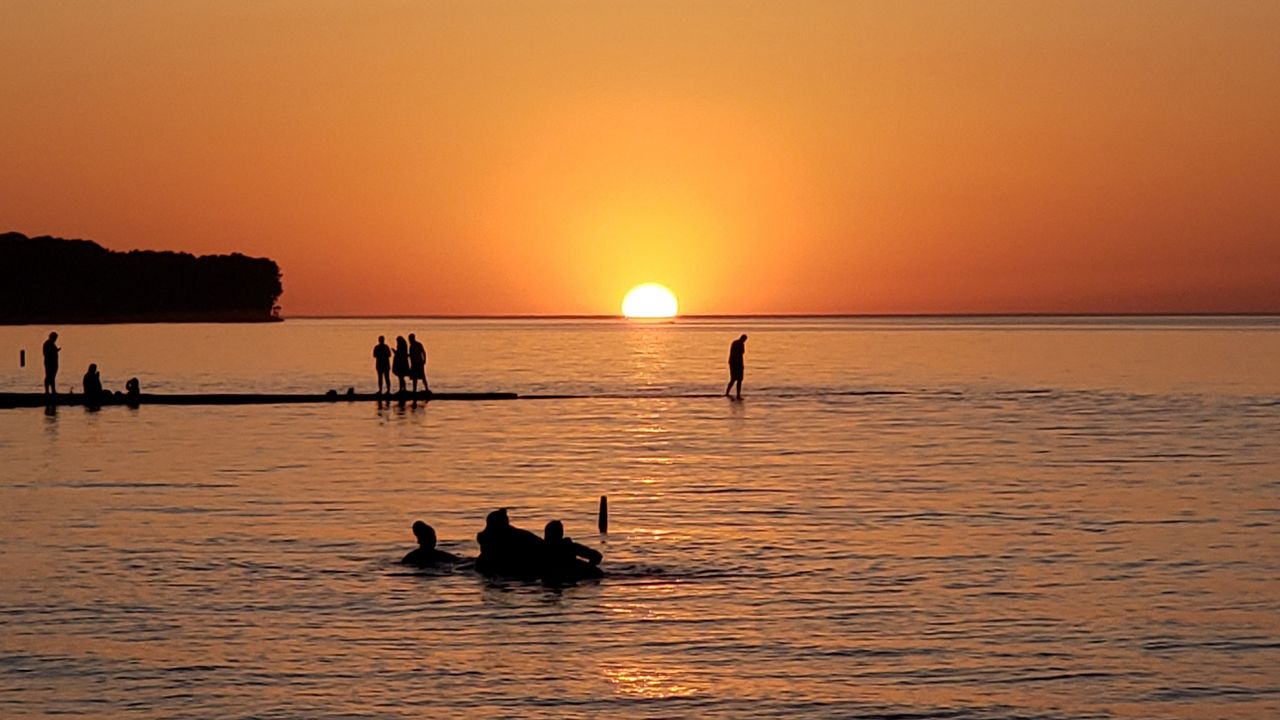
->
xmin=475 ymin=508 xmax=546 ymax=580
xmin=401 ymin=520 xmax=461 ymax=567
xmin=473 ymin=508 xmax=604 ymax=584
xmin=542 ymin=519 xmax=603 ymax=582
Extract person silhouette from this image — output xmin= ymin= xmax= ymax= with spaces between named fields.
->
xmin=725 ymin=333 xmax=747 ymax=400
xmin=391 ymin=336 xmax=410 ymax=394
xmin=475 ymin=508 xmax=544 ymax=579
xmin=408 ymin=333 xmax=429 ymax=395
xmin=542 ymin=520 xmax=604 ymax=582
xmin=42 ymin=332 xmax=59 ymax=395
xmin=372 ymin=336 xmax=392 ymax=395
xmin=82 ymin=363 xmax=103 ymax=401
xmin=400 ymin=520 xmax=461 ymax=566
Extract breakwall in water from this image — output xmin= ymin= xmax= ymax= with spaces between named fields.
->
xmin=0 ymin=391 xmax=516 ymax=409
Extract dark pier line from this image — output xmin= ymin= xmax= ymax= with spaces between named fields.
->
xmin=1 ymin=388 xmax=915 ymax=409
xmin=518 ymin=390 xmax=907 ymax=400
xmin=0 ymin=391 xmax=516 ymax=409
xmin=519 ymin=392 xmax=726 ymax=400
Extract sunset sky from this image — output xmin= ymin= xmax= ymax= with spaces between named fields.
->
xmin=2 ymin=1 xmax=1277 ymax=315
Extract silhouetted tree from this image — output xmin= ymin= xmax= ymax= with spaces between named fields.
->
xmin=0 ymin=232 xmax=283 ymax=323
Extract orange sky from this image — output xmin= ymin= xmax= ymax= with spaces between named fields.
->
xmin=2 ymin=1 xmax=1278 ymax=315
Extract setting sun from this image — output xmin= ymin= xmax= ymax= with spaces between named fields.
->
xmin=621 ymin=283 xmax=679 ymax=318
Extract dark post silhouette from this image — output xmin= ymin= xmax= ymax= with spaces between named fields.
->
xmin=408 ymin=333 xmax=429 ymax=395
xmin=392 ymin=336 xmax=409 ymax=394
xmin=598 ymin=495 xmax=608 ymax=534
xmin=42 ymin=332 xmax=59 ymax=395
xmin=725 ymin=333 xmax=747 ymax=400
xmin=372 ymin=335 xmax=392 ymax=395
xmin=19 ymin=349 xmax=24 ymax=367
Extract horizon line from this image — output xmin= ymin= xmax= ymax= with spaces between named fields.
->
xmin=283 ymin=311 xmax=1280 ymax=320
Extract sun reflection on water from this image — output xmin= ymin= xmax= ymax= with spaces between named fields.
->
xmin=2 ymin=321 xmax=1278 ymax=718
xmin=601 ymin=664 xmax=700 ymax=699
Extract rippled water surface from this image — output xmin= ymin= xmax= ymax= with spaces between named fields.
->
xmin=1 ymin=318 xmax=1278 ymax=718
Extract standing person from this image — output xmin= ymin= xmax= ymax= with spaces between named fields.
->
xmin=372 ymin=336 xmax=392 ymax=395
xmin=408 ymin=333 xmax=429 ymax=395
xmin=724 ymin=333 xmax=747 ymax=400
xmin=391 ymin=336 xmax=410 ymax=394
xmin=42 ymin=332 xmax=59 ymax=395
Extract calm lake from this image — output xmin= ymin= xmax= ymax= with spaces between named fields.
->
xmin=1 ymin=317 xmax=1278 ymax=718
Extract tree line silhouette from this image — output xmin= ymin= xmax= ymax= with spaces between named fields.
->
xmin=0 ymin=232 xmax=283 ymax=323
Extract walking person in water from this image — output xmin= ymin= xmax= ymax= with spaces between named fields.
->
xmin=372 ymin=336 xmax=392 ymax=395
xmin=391 ymin=336 xmax=410 ymax=394
xmin=408 ymin=333 xmax=429 ymax=395
xmin=42 ymin=331 xmax=60 ymax=395
xmin=725 ymin=333 xmax=747 ymax=400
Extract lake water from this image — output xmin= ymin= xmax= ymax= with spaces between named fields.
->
xmin=1 ymin=317 xmax=1278 ymax=718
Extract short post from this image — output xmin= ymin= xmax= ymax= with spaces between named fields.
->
xmin=19 ymin=349 xmax=24 ymax=367
xmin=598 ymin=495 xmax=608 ymax=534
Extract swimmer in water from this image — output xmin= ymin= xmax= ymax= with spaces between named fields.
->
xmin=400 ymin=520 xmax=461 ymax=567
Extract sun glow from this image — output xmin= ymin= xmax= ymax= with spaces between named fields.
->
xmin=622 ymin=283 xmax=679 ymax=318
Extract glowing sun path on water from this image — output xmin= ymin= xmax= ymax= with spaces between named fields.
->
xmin=621 ymin=283 xmax=678 ymax=318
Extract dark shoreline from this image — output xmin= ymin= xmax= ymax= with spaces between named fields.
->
xmin=1 ymin=232 xmax=283 ymax=325
xmin=1 ymin=313 xmax=283 ymax=325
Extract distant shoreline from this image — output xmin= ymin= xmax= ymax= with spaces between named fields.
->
xmin=1 ymin=232 xmax=283 ymax=325
xmin=1 ymin=313 xmax=284 ymax=326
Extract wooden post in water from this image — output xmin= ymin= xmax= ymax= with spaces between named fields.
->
xmin=598 ymin=495 xmax=608 ymax=534
xmin=19 ymin=349 xmax=24 ymax=367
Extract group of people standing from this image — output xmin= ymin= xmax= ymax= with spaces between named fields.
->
xmin=34 ymin=329 xmax=750 ymax=402
xmin=372 ymin=333 xmax=430 ymax=395
xmin=376 ymin=331 xmax=748 ymax=399
xmin=401 ymin=508 xmax=604 ymax=584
